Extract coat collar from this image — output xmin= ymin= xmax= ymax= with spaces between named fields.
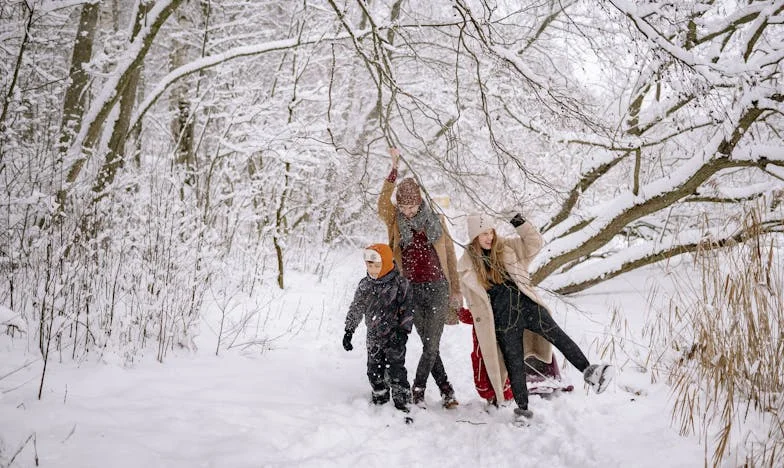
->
xmin=457 ymin=249 xmax=473 ymax=272
xmin=367 ymin=267 xmax=399 ymax=284
xmin=458 ymin=251 xmax=490 ymax=299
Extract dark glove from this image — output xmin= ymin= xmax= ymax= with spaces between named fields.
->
xmin=510 ymin=213 xmax=526 ymax=227
xmin=342 ymin=330 xmax=354 ymax=351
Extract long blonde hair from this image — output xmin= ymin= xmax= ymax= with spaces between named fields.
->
xmin=468 ymin=229 xmax=508 ymax=289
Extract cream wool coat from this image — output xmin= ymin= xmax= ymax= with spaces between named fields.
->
xmin=457 ymin=221 xmax=554 ymax=400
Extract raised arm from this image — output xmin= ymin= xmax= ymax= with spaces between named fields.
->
xmin=377 ymin=148 xmax=400 ymax=227
xmin=507 ymin=213 xmax=544 ymax=263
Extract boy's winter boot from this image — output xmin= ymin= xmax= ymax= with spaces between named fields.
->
xmin=583 ymin=364 xmax=615 ymax=394
xmin=391 ymin=385 xmax=412 ymax=411
xmin=394 ymin=399 xmax=414 ymax=424
xmin=393 ymin=399 xmax=410 ymax=413
xmin=371 ymin=388 xmax=390 ymax=405
xmin=412 ymin=387 xmax=426 ymax=408
xmin=439 ymin=382 xmax=459 ymax=409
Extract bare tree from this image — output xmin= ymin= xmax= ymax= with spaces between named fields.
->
xmin=92 ymin=1 xmax=154 ymax=200
xmin=0 ymin=2 xmax=34 ymax=167
xmin=59 ymin=0 xmax=186 ymax=208
xmin=57 ymin=1 xmax=101 ymax=156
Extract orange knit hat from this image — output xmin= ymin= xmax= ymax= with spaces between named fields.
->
xmin=363 ymin=243 xmax=395 ymax=278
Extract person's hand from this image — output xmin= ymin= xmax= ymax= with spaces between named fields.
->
xmin=388 ymin=147 xmax=400 ymax=170
xmin=457 ymin=307 xmax=473 ymax=324
xmin=449 ymin=293 xmax=462 ymax=311
xmin=342 ymin=330 xmax=354 ymax=351
xmin=509 ymin=213 xmax=526 ymax=227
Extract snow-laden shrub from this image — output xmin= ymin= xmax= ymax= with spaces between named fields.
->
xmin=648 ymin=203 xmax=783 ymax=467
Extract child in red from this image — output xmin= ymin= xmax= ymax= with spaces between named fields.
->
xmin=458 ymin=307 xmax=570 ymax=404
xmin=458 ymin=307 xmax=513 ymax=405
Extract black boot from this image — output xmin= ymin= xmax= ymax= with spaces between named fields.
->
xmin=412 ymin=387 xmax=426 ymax=407
xmin=371 ymin=388 xmax=390 ymax=405
xmin=439 ymin=382 xmax=459 ymax=409
xmin=513 ymin=407 xmax=534 ymax=426
xmin=393 ymin=399 xmax=410 ymax=413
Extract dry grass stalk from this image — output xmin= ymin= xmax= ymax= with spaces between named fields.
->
xmin=646 ymin=205 xmax=783 ymax=467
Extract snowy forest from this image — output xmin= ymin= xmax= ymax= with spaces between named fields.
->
xmin=1 ymin=0 xmax=782 ymax=466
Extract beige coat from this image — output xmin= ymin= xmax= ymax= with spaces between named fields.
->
xmin=457 ymin=221 xmax=554 ymax=400
xmin=377 ymin=179 xmax=461 ymax=300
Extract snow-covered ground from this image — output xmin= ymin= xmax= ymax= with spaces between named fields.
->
xmin=0 ymin=252 xmax=705 ymax=467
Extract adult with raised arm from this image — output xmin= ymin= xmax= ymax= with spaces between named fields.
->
xmin=377 ymin=147 xmax=461 ymax=409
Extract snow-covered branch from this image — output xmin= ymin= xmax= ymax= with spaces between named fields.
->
xmin=542 ymin=151 xmax=628 ymax=233
xmin=129 ymin=34 xmax=349 ymax=135
xmin=532 ymin=104 xmax=777 ymax=283
xmin=609 ymin=0 xmax=784 ymax=77
xmin=545 ymin=215 xmax=784 ymax=295
xmin=61 ymin=0 xmax=185 ymax=196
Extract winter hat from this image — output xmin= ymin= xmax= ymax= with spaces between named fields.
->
xmin=396 ymin=178 xmax=422 ymax=206
xmin=466 ymin=213 xmax=495 ymax=242
xmin=364 ymin=243 xmax=395 ymax=278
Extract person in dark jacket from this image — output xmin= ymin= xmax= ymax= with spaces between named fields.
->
xmin=343 ymin=243 xmax=414 ymax=413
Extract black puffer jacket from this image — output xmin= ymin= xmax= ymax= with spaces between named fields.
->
xmin=345 ymin=268 xmax=414 ymax=340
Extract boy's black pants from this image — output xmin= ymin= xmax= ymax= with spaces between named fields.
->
xmin=367 ymin=332 xmax=411 ymax=405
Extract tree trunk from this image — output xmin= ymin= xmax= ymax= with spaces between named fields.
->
xmin=59 ymin=0 xmax=185 ymax=209
xmin=57 ymin=1 xmax=101 ymax=156
xmin=170 ymin=3 xmax=200 ymax=179
xmin=0 ymin=4 xmax=34 ymax=166
xmin=274 ymin=161 xmax=291 ymax=289
xmin=91 ymin=2 xmax=152 ymax=200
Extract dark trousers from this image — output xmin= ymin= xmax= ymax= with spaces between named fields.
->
xmin=411 ymin=280 xmax=451 ymax=393
xmin=367 ymin=333 xmax=411 ymax=405
xmin=493 ymin=288 xmax=589 ymax=410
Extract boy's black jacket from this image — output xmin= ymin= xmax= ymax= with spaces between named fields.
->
xmin=345 ymin=268 xmax=414 ymax=339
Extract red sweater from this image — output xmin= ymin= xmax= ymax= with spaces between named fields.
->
xmin=401 ymin=230 xmax=445 ymax=283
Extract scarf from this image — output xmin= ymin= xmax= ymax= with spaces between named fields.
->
xmin=397 ymin=202 xmax=442 ymax=249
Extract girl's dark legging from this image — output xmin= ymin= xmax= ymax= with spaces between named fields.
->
xmin=491 ymin=283 xmax=589 ymax=410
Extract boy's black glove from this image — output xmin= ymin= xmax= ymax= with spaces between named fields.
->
xmin=342 ymin=330 xmax=354 ymax=351
xmin=509 ymin=213 xmax=526 ymax=227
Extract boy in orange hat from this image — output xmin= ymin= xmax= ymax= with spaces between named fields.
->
xmin=343 ymin=243 xmax=414 ymax=414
